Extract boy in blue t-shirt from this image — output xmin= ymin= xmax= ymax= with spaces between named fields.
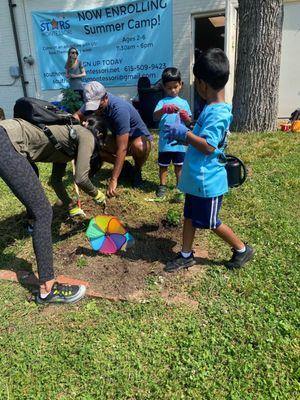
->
xmin=153 ymin=67 xmax=192 ymax=199
xmin=164 ymin=49 xmax=255 ymax=271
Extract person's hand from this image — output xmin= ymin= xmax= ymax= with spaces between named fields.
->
xmin=179 ymin=109 xmax=190 ymax=123
xmin=106 ymin=178 xmax=118 ymax=198
xmin=69 ymin=205 xmax=86 ymax=218
xmin=162 ymin=104 xmax=180 ymax=114
xmin=164 ymin=115 xmax=189 ymax=145
xmin=93 ymin=189 xmax=106 ymax=204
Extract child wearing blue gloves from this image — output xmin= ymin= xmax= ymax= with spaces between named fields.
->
xmin=153 ymin=67 xmax=192 ymax=199
xmin=164 ymin=49 xmax=255 ymax=271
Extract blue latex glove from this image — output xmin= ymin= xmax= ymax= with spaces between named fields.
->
xmin=164 ymin=114 xmax=189 ymax=145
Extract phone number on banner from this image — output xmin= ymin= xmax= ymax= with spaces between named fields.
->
xmin=124 ymin=63 xmax=166 ymax=72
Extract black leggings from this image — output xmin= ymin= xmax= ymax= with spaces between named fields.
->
xmin=0 ymin=127 xmax=54 ymax=283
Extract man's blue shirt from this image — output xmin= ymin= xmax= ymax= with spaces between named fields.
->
xmin=154 ymin=96 xmax=192 ymax=152
xmin=105 ymin=94 xmax=152 ymax=140
xmin=178 ymin=103 xmax=232 ymax=198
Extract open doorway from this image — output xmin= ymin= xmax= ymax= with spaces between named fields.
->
xmin=193 ymin=15 xmax=225 ymax=119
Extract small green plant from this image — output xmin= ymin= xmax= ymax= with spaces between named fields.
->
xmin=76 ymin=255 xmax=88 ymax=269
xmin=166 ymin=207 xmax=181 ymax=227
xmin=61 ymin=88 xmax=82 ymax=113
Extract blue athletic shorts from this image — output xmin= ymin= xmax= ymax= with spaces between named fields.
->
xmin=158 ymin=151 xmax=185 ymax=166
xmin=184 ymin=194 xmax=223 ymax=229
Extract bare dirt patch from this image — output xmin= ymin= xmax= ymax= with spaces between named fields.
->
xmin=52 ymin=197 xmax=209 ymax=306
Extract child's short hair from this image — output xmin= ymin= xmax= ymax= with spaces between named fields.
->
xmin=193 ymin=48 xmax=229 ymax=90
xmin=162 ymin=67 xmax=182 ymax=85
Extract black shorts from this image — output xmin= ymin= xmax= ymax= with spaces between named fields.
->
xmin=158 ymin=151 xmax=185 ymax=167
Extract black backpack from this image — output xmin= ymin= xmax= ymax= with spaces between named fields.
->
xmin=289 ymin=108 xmax=300 ymax=123
xmin=13 ymin=97 xmax=78 ymax=126
xmin=13 ymin=97 xmax=79 ymax=157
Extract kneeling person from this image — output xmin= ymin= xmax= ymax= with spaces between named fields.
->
xmin=74 ymin=81 xmax=152 ymax=197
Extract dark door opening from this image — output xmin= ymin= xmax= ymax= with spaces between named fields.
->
xmin=194 ymin=15 xmax=225 ymax=119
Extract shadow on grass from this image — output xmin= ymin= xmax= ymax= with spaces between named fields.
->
xmin=75 ymin=223 xmax=176 ymax=263
xmin=0 ymin=249 xmax=40 ymax=294
xmin=0 ymin=204 xmax=88 ymax=293
xmin=75 ymin=222 xmax=224 ymax=269
xmin=51 ymin=206 xmax=88 ymax=243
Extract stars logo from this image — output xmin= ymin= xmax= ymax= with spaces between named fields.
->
xmin=51 ymin=19 xmax=58 ymax=29
xmin=40 ymin=17 xmax=70 ymax=34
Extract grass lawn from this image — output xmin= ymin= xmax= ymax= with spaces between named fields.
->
xmin=0 ymin=130 xmax=299 ymax=399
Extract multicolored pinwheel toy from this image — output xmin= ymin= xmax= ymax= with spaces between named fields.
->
xmin=86 ymin=215 xmax=134 ymax=254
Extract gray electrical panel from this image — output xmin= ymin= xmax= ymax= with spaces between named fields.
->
xmin=9 ymin=65 xmax=20 ymax=78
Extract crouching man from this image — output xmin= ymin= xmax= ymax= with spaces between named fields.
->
xmin=74 ymin=81 xmax=152 ymax=197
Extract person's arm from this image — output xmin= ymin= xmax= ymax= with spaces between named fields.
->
xmin=153 ymin=104 xmax=180 ymax=121
xmin=107 ymin=133 xmax=129 ymax=197
xmin=153 ymin=108 xmax=165 ymax=121
xmin=65 ymin=63 xmax=70 ymax=79
xmin=73 ymin=109 xmax=85 ymax=122
xmin=49 ymin=163 xmax=72 ymax=206
xmin=186 ymin=131 xmax=215 ymax=154
xmin=179 ymin=101 xmax=193 ymax=126
xmin=69 ymin=68 xmax=86 ymax=79
xmin=165 ymin=112 xmax=227 ymax=155
xmin=179 ymin=109 xmax=192 ymax=126
xmin=106 ymin=103 xmax=132 ymax=197
xmin=69 ymin=61 xmax=86 ymax=79
xmin=74 ymin=132 xmax=99 ymax=197
xmin=167 ymin=127 xmax=214 ymax=154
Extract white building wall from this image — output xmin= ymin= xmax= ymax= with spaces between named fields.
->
xmin=0 ymin=0 xmax=227 ymax=118
xmin=278 ymin=1 xmax=300 ymax=117
xmin=0 ymin=0 xmax=298 ymax=119
xmin=0 ymin=1 xmax=25 ymax=117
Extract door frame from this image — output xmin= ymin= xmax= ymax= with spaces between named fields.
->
xmin=224 ymin=0 xmax=238 ymax=103
xmin=191 ymin=3 xmax=238 ymax=111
